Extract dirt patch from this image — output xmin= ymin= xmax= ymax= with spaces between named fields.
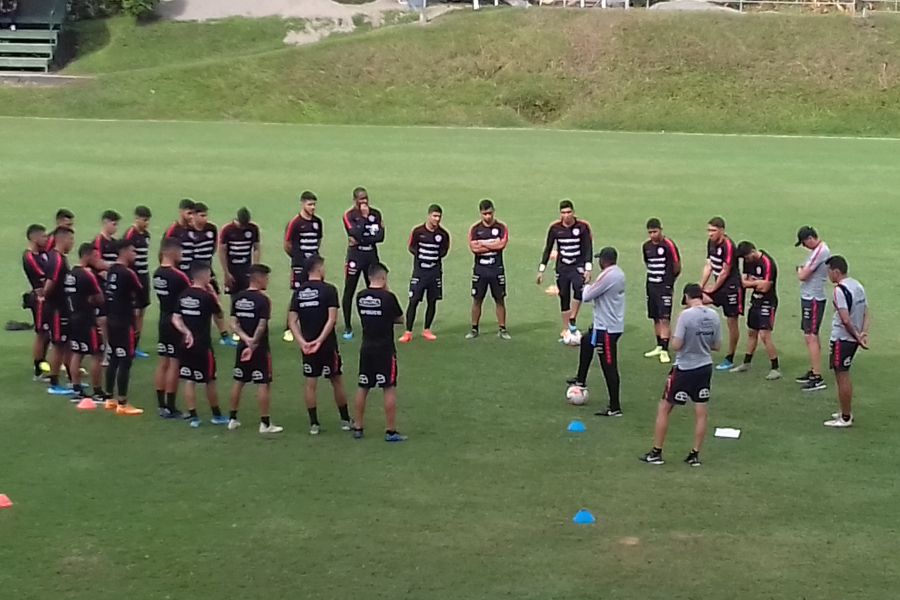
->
xmin=619 ymin=536 xmax=641 ymax=547
xmin=158 ymin=0 xmax=408 ymax=23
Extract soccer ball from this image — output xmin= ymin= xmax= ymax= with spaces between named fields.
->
xmin=562 ymin=330 xmax=582 ymax=346
xmin=566 ymin=385 xmax=589 ymax=406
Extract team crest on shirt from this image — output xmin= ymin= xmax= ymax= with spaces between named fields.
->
xmin=491 ymin=228 xmax=499 ymax=236
xmin=207 ymin=231 xmax=214 ymax=239
xmin=244 ymin=230 xmax=252 ymax=239
xmin=435 ymin=235 xmax=443 ymax=243
xmin=313 ymin=222 xmax=319 ymax=230
xmin=658 ymin=247 xmax=665 ymax=255
xmin=717 ymin=248 xmax=722 ymax=256
xmin=573 ymin=228 xmax=580 ymax=236
xmin=368 ymin=215 xmax=376 ymax=222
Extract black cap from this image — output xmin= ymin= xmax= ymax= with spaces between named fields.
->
xmin=594 ymin=246 xmax=618 ymax=264
xmin=795 ymin=225 xmax=817 ymax=247
xmin=682 ymin=282 xmax=704 ymax=306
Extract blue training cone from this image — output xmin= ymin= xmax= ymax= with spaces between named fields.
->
xmin=573 ymin=509 xmax=596 ymax=525
xmin=567 ymin=420 xmax=587 ymax=433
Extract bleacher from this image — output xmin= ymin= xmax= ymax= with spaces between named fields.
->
xmin=0 ymin=0 xmax=68 ymax=73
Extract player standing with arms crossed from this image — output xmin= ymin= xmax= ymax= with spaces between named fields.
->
xmin=400 ymin=205 xmax=450 ymax=343
xmin=153 ymin=239 xmax=192 ymax=418
xmin=103 ymin=240 xmax=144 ymax=415
xmin=341 ymin=187 xmax=385 ymax=340
xmin=227 ymin=264 xmax=283 ymax=434
xmin=640 ymin=283 xmax=722 ymax=467
xmin=163 ymin=199 xmax=196 ymax=276
xmin=731 ymin=242 xmax=781 ymax=380
xmin=123 ymin=206 xmax=152 ymax=358
xmin=641 ymin=218 xmax=681 ymax=365
xmin=23 ymin=224 xmax=50 ymax=381
xmin=352 ymin=263 xmax=406 ymax=442
xmin=700 ymin=217 xmax=742 ymax=370
xmin=282 ymin=192 xmax=323 ymax=342
xmin=467 ymin=199 xmax=510 ymax=340
xmin=537 ymin=200 xmax=593 ymax=341
xmin=795 ymin=226 xmax=831 ymax=392
xmin=65 ymin=243 xmax=106 ymax=402
xmin=288 ymin=256 xmax=352 ymax=435
xmin=822 ymin=256 xmax=870 ymax=428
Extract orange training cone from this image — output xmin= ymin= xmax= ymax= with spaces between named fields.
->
xmin=76 ymin=397 xmax=97 ymax=411
xmin=0 ymin=494 xmax=13 ymax=509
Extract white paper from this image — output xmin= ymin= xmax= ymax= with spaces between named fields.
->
xmin=714 ymin=427 xmax=741 ymax=439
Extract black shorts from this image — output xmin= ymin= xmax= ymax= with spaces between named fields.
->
xmin=44 ymin=307 xmax=69 ymax=345
xmin=409 ymin=270 xmax=442 ymax=303
xmin=303 ymin=344 xmax=343 ymax=379
xmin=830 ymin=340 xmax=859 ymax=373
xmin=801 ymin=299 xmax=827 ymax=335
xmin=747 ymin=302 xmax=777 ymax=331
xmin=472 ymin=271 xmax=506 ymax=302
xmin=136 ymin=274 xmax=151 ymax=309
xmin=290 ymin=266 xmax=307 ymax=290
xmin=179 ymin=347 xmax=217 ymax=383
xmin=663 ymin=364 xmax=713 ymax=405
xmin=710 ymin=281 xmax=744 ymax=318
xmin=226 ymin=270 xmax=250 ymax=295
xmin=233 ymin=345 xmax=272 ymax=384
xmin=556 ymin=269 xmax=585 ymax=312
xmin=68 ymin=317 xmax=102 ymax=356
xmin=107 ymin=318 xmax=136 ymax=360
xmin=358 ymin=348 xmax=397 ymax=389
xmin=646 ymin=283 xmax=674 ymax=321
xmin=345 ymin=253 xmax=378 ymax=280
xmin=157 ymin=315 xmax=180 ymax=357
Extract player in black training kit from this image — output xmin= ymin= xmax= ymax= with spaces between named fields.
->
xmin=23 ymin=224 xmax=50 ymax=380
xmin=353 ymin=263 xmax=407 ymax=442
xmin=153 ymin=238 xmax=192 ymax=418
xmin=731 ymin=241 xmax=782 ymax=380
xmin=42 ymin=227 xmax=75 ymax=395
xmin=172 ymin=261 xmax=228 ymax=428
xmin=537 ymin=199 xmax=593 ymax=340
xmin=228 ymin=264 xmax=283 ymax=434
xmin=700 ymin=217 xmax=743 ymax=371
xmin=103 ymin=239 xmax=145 ymax=415
xmin=341 ymin=187 xmax=385 ymax=339
xmin=163 ymin=198 xmax=196 ymax=275
xmin=282 ymin=191 xmax=322 ymax=342
xmin=400 ymin=204 xmax=450 ymax=343
xmin=191 ymin=202 xmax=235 ymax=347
xmin=642 ymin=218 xmax=681 ymax=365
xmin=219 ymin=207 xmax=261 ymax=301
xmin=468 ymin=199 xmax=510 ymax=340
xmin=123 ymin=205 xmax=152 ymax=357
xmin=288 ymin=255 xmax=352 ymax=435
xmin=65 ymin=243 xmax=106 ymax=402
xmin=93 ymin=209 xmax=121 ymax=280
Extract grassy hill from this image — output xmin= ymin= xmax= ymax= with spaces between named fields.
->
xmin=3 ymin=10 xmax=900 ymax=134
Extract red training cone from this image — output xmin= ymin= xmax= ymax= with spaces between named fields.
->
xmin=76 ymin=397 xmax=97 ymax=411
xmin=0 ymin=494 xmax=13 ymax=509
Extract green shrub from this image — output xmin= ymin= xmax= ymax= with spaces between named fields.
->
xmin=70 ymin=0 xmax=159 ymax=19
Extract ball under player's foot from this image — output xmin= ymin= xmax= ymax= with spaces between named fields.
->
xmin=497 ymin=328 xmax=511 ymax=340
xmin=384 ymin=431 xmax=408 ymax=443
xmin=398 ymin=331 xmax=413 ymax=344
xmin=422 ymin=329 xmax=437 ymax=341
xmin=658 ymin=350 xmax=671 ymax=364
xmin=765 ymin=369 xmax=782 ymax=381
xmin=643 ymin=346 xmax=663 ymax=358
xmin=342 ymin=330 xmax=354 ymax=341
xmin=259 ymin=422 xmax=284 ymax=434
xmin=683 ymin=450 xmax=702 ymax=467
xmin=116 ymin=404 xmax=144 ymax=416
xmin=639 ymin=449 xmax=664 ymax=465
xmin=282 ymin=329 xmax=294 ymax=343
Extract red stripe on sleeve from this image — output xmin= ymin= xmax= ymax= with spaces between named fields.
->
xmin=125 ymin=227 xmax=135 ymax=240
xmin=26 ymin=252 xmax=45 ymax=277
xmin=164 ymin=223 xmax=178 ymax=239
xmin=284 ymin=216 xmax=300 ymax=243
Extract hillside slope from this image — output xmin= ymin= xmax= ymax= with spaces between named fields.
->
xmin=2 ymin=10 xmax=900 ymax=135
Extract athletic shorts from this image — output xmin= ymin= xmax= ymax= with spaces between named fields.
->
xmin=303 ymin=344 xmax=343 ymax=379
xmin=556 ymin=269 xmax=585 ymax=312
xmin=801 ymin=298 xmax=827 ymax=335
xmin=710 ymin=281 xmax=744 ymax=318
xmin=233 ymin=345 xmax=272 ymax=384
xmin=646 ymin=283 xmax=674 ymax=321
xmin=663 ymin=364 xmax=713 ymax=405
xmin=157 ymin=315 xmax=180 ymax=357
xmin=345 ymin=253 xmax=378 ymax=280
xmin=747 ymin=302 xmax=777 ymax=331
xmin=225 ymin=270 xmax=250 ymax=295
xmin=68 ymin=316 xmax=102 ymax=356
xmin=409 ymin=270 xmax=442 ymax=303
xmin=830 ymin=340 xmax=859 ymax=373
xmin=358 ymin=348 xmax=397 ymax=389
xmin=290 ymin=266 xmax=307 ymax=290
xmin=106 ymin=318 xmax=136 ymax=360
xmin=135 ymin=274 xmax=151 ymax=309
xmin=44 ymin=308 xmax=69 ymax=345
xmin=179 ymin=347 xmax=217 ymax=383
xmin=472 ymin=271 xmax=506 ymax=302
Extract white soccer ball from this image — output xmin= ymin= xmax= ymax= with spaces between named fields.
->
xmin=563 ymin=330 xmax=582 ymax=346
xmin=566 ymin=385 xmax=589 ymax=406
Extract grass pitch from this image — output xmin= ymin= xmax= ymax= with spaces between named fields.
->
xmin=1 ymin=117 xmax=899 ymax=599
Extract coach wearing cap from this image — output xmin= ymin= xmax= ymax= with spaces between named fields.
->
xmin=795 ymin=226 xmax=831 ymax=392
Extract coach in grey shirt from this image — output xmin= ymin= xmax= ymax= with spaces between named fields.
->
xmin=641 ymin=283 xmax=721 ymax=467
xmin=795 ymin=226 xmax=831 ymax=391
xmin=569 ymin=247 xmax=626 ymax=417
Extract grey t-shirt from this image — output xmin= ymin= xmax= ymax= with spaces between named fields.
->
xmin=800 ymin=241 xmax=830 ymax=301
xmin=581 ymin=264 xmax=626 ymax=334
xmin=673 ymin=306 xmax=721 ymax=370
xmin=830 ymin=277 xmax=867 ymax=342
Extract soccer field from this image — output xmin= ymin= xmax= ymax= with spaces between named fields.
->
xmin=1 ymin=117 xmax=898 ymax=599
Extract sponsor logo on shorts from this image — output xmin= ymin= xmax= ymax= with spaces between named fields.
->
xmin=251 ymin=370 xmax=264 ymax=382
xmin=193 ymin=371 xmax=204 ymax=381
xmin=675 ymin=391 xmax=690 ymax=403
xmin=303 ymin=363 xmax=313 ymax=374
xmin=322 ymin=365 xmax=331 ymax=377
xmin=376 ymin=374 xmax=386 ymax=386
xmin=843 ymin=356 xmax=852 ymax=368
xmin=115 ymin=347 xmax=127 ymax=358
xmin=358 ymin=374 xmax=369 ymax=385
xmin=234 ymin=368 xmax=243 ymax=379
xmin=180 ymin=366 xmax=192 ymax=378
xmin=698 ymin=388 xmax=710 ymax=400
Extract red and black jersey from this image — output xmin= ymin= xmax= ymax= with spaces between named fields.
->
xmin=65 ymin=265 xmax=103 ymax=320
xmin=43 ymin=250 xmax=70 ymax=311
xmin=231 ymin=289 xmax=272 ymax=352
xmin=220 ymin=221 xmax=260 ymax=274
xmin=104 ymin=263 xmax=143 ymax=324
xmin=93 ymin=234 xmax=118 ymax=268
xmin=540 ymin=219 xmax=593 ymax=272
xmin=153 ymin=265 xmax=192 ymax=316
xmin=124 ymin=226 xmax=151 ymax=277
xmin=643 ymin=238 xmax=681 ymax=287
xmin=291 ymin=280 xmax=340 ymax=347
xmin=285 ymin=214 xmax=323 ymax=267
xmin=22 ymin=250 xmax=48 ymax=290
xmin=189 ymin=223 xmax=218 ymax=269
xmin=469 ymin=220 xmax=508 ymax=275
xmin=408 ymin=224 xmax=450 ymax=273
xmin=176 ymin=287 xmax=223 ymax=350
xmin=162 ymin=221 xmax=194 ymax=273
xmin=707 ymin=236 xmax=741 ymax=288
xmin=343 ymin=207 xmax=384 ymax=255
xmin=743 ymin=250 xmax=778 ymax=305
xmin=356 ymin=287 xmax=402 ymax=352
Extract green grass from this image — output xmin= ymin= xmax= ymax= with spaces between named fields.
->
xmin=1 ymin=117 xmax=899 ymax=599
xmin=4 ymin=10 xmax=900 ymax=134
